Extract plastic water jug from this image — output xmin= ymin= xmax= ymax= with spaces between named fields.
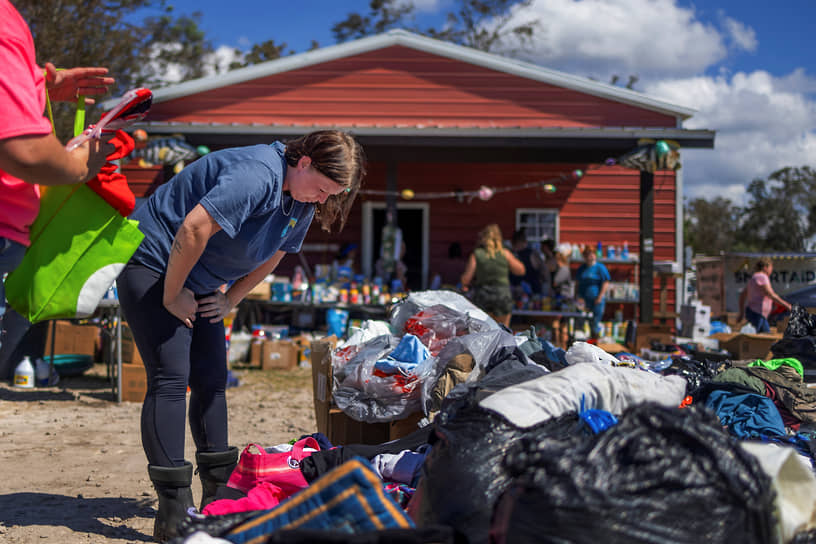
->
xmin=13 ymin=356 xmax=35 ymax=388
xmin=35 ymin=358 xmax=50 ymax=387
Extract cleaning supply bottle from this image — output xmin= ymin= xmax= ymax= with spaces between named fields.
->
xmin=14 ymin=356 xmax=35 ymax=388
xmin=621 ymin=241 xmax=629 ymax=261
xmin=35 ymin=357 xmax=50 ymax=387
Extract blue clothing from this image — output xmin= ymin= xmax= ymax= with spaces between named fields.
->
xmin=131 ymin=142 xmax=314 ymax=293
xmin=576 ymin=261 xmax=610 ymax=337
xmin=745 ymin=306 xmax=771 ymax=333
xmin=576 ymin=261 xmax=611 ymax=302
xmin=705 ymin=390 xmax=786 ymax=439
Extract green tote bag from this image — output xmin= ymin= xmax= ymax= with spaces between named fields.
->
xmin=5 ymin=183 xmax=144 ymax=323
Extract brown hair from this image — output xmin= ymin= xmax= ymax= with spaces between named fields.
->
xmin=284 ymin=130 xmax=366 ymax=232
xmin=754 ymin=257 xmax=772 ymax=272
xmin=477 ymin=224 xmax=504 ymax=258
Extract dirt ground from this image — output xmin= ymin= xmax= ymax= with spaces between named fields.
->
xmin=0 ymin=363 xmax=316 ymax=543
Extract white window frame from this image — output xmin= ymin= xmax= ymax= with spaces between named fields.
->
xmin=515 ymin=208 xmax=560 ymax=245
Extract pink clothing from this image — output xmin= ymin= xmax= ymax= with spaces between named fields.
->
xmin=746 ymin=271 xmax=773 ymax=317
xmin=0 ymin=0 xmax=52 ymax=246
xmin=202 ymin=481 xmax=286 ymax=516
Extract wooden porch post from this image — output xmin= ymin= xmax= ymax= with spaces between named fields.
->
xmin=639 ymin=170 xmax=654 ymax=323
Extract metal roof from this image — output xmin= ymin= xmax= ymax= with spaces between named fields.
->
xmin=109 ymin=29 xmax=698 ymax=121
xmin=135 ymin=123 xmax=715 ymax=148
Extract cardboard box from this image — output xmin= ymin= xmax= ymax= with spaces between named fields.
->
xmin=311 ymin=336 xmax=423 ymax=445
xmin=247 ymin=339 xmax=298 ymax=370
xmin=311 ymin=336 xmax=339 ymax=436
xmin=245 ymin=281 xmax=271 ymax=300
xmin=719 ymin=333 xmax=782 ymax=361
xmin=327 ymin=408 xmax=424 ymax=446
xmin=261 ymin=339 xmax=297 ymax=370
xmin=45 ymin=320 xmax=98 ymax=356
xmin=121 ymin=363 xmax=147 ymax=403
xmin=596 ymin=342 xmax=629 ymax=354
xmin=632 ymin=323 xmax=675 ymax=352
xmin=120 ymin=323 xmax=144 ymax=365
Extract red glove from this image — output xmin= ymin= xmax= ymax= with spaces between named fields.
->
xmin=85 ymin=130 xmax=136 ymax=216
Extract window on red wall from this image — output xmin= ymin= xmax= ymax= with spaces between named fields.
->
xmin=516 ymin=209 xmax=559 ymax=246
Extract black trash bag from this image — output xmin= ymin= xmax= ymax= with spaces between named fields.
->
xmin=662 ymin=356 xmax=729 ymax=395
xmin=771 ymin=305 xmax=816 ymax=372
xmin=412 ymin=388 xmax=583 ymax=544
xmin=770 ymin=336 xmax=816 ymax=369
xmin=784 ymin=304 xmax=816 ymax=337
xmin=492 ymin=403 xmax=776 ymax=544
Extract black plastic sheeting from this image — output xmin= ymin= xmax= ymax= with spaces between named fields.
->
xmin=411 ymin=384 xmax=585 ymax=544
xmin=661 ymin=356 xmax=729 ymax=395
xmin=772 ymin=304 xmax=816 ymax=370
xmin=492 ymin=403 xmax=777 ymax=544
xmin=782 ymin=304 xmax=816 ymax=337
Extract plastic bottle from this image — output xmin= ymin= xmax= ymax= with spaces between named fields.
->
xmin=35 ymin=357 xmax=50 ymax=387
xmin=596 ymin=240 xmax=603 ymax=258
xmin=13 ymin=356 xmax=35 ymax=388
xmin=621 ymin=241 xmax=629 ymax=261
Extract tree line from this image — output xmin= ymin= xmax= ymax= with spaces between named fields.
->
xmin=14 ymin=0 xmax=535 ymax=139
xmin=684 ymin=166 xmax=816 ymax=256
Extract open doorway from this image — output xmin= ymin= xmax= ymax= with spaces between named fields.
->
xmin=362 ymin=202 xmax=429 ymax=290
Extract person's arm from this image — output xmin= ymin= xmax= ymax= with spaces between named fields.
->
xmin=504 ymin=248 xmax=526 ymax=276
xmin=0 ymin=132 xmax=112 ymax=186
xmin=198 ymin=250 xmax=287 ymax=323
xmin=163 ymin=204 xmax=223 ymax=328
xmin=460 ymin=253 xmax=477 ymax=292
xmin=761 ymin=283 xmax=792 ymax=311
xmin=596 ymin=280 xmax=610 ymax=305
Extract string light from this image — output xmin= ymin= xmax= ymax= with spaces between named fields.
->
xmin=358 ymin=169 xmax=585 ymax=201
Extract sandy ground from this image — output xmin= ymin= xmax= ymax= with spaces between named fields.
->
xmin=0 ymin=364 xmax=316 ymax=543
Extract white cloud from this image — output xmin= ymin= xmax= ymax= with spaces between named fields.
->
xmin=721 ymin=14 xmax=757 ymax=52
xmin=500 ymin=0 xmax=732 ymax=80
xmin=646 ymin=71 xmax=816 ymax=203
xmin=203 ymin=45 xmax=245 ymax=76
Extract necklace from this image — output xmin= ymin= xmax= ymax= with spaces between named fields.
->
xmin=281 ymin=194 xmax=295 ymax=216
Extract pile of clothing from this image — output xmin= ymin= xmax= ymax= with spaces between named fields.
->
xmin=168 ymin=293 xmax=816 ymax=544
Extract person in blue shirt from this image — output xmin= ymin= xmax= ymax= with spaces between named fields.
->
xmin=576 ymin=244 xmax=611 ymax=339
xmin=116 ymin=130 xmax=365 ymax=541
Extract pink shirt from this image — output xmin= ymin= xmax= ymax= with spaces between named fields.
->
xmin=0 ymin=0 xmax=52 ymax=246
xmin=746 ymin=271 xmax=773 ymax=317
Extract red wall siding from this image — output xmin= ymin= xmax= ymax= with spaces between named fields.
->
xmin=559 ymin=166 xmax=678 ymax=317
xmin=298 ymin=162 xmax=678 ymax=319
xmin=149 ymin=46 xmax=677 ymax=129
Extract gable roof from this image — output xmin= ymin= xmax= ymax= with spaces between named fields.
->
xmin=124 ymin=29 xmax=695 ymax=121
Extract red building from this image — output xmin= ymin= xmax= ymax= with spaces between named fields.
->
xmin=120 ymin=29 xmax=714 ymax=322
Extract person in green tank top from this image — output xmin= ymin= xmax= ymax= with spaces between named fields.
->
xmin=460 ymin=223 xmax=525 ymax=328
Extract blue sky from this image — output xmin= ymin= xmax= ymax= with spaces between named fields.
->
xmin=148 ymin=0 xmax=815 ymax=203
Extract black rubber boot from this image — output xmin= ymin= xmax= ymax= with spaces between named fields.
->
xmin=148 ymin=461 xmax=195 ymax=542
xmin=195 ymin=446 xmax=240 ymax=511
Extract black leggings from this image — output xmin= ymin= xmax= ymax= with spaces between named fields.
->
xmin=117 ymin=263 xmax=228 ymax=467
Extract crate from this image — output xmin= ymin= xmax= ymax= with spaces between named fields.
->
xmin=121 ymin=363 xmax=147 ymax=403
xmin=248 ymin=339 xmax=298 ymax=370
xmin=44 ymin=321 xmax=98 ymax=357
xmin=310 ymin=336 xmax=424 ymax=446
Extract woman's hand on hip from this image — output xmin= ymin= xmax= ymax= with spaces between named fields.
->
xmin=164 ymin=288 xmax=198 ymax=328
xmin=197 ymin=291 xmax=232 ymax=323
